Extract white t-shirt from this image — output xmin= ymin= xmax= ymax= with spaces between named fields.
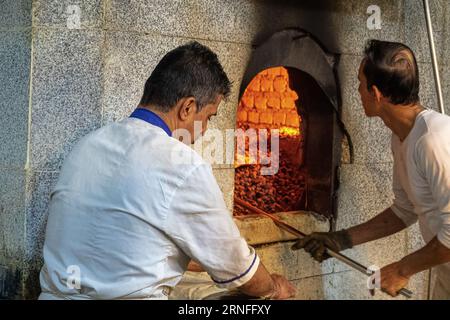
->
xmin=390 ymin=109 xmax=450 ymax=290
xmin=39 ymin=118 xmax=259 ymax=300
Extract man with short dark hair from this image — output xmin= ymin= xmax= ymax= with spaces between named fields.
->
xmin=293 ymin=39 xmax=450 ymax=299
xmin=39 ymin=42 xmax=296 ymax=300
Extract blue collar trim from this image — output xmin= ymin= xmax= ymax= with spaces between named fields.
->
xmin=130 ymin=108 xmax=172 ymax=136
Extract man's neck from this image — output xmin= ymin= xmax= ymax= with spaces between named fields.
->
xmin=378 ymin=103 xmax=425 ymax=142
xmin=139 ymin=105 xmax=177 ymax=133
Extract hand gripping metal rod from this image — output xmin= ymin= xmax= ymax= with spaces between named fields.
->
xmin=234 ymin=197 xmax=413 ymax=298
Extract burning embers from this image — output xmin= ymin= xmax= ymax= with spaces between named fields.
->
xmin=233 ymin=67 xmax=306 ymax=216
xmin=234 ymin=157 xmax=306 ymax=215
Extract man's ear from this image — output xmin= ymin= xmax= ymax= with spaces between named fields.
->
xmin=371 ymin=85 xmax=383 ymax=103
xmin=177 ymin=97 xmax=197 ymax=121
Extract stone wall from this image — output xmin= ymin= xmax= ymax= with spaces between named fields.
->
xmin=0 ymin=0 xmax=32 ymax=299
xmin=1 ymin=0 xmax=449 ymax=299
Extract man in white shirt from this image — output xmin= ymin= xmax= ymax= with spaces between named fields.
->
xmin=39 ymin=41 xmax=296 ymax=300
xmin=292 ymin=39 xmax=450 ymax=299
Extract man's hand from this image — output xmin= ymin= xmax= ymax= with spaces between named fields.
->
xmin=268 ymin=274 xmax=297 ymax=300
xmin=376 ymin=261 xmax=410 ymax=297
xmin=187 ymin=260 xmax=204 ymax=272
xmin=238 ymin=263 xmax=296 ymax=299
xmin=291 ymin=230 xmax=353 ymax=262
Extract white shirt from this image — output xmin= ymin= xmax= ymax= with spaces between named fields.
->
xmin=390 ymin=109 xmax=450 ymax=291
xmin=39 ymin=117 xmax=259 ymax=300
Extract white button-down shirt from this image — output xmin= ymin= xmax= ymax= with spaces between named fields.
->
xmin=39 ymin=116 xmax=259 ymax=300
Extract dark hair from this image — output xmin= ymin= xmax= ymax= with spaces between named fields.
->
xmin=139 ymin=41 xmax=231 ymax=112
xmin=363 ymin=39 xmax=419 ymax=105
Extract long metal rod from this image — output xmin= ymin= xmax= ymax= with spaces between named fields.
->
xmin=234 ymin=197 xmax=413 ymax=298
xmin=423 ymin=0 xmax=445 ymax=114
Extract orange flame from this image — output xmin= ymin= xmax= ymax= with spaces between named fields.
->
xmin=279 ymin=126 xmax=300 ymax=136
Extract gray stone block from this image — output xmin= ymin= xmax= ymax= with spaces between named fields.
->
xmin=212 ymin=168 xmax=235 ymax=212
xmin=367 ymin=117 xmax=393 ymax=163
xmin=102 ymin=32 xmax=184 ymax=124
xmin=195 ymin=0 xmax=262 ymax=44
xmin=30 ymin=29 xmax=104 ymax=170
xmin=33 ymin=0 xmax=104 ymax=29
xmin=407 ymin=269 xmax=430 ymax=300
xmin=334 ymin=163 xmax=408 ymax=272
xmin=102 ymin=31 xmax=251 ymax=125
xmin=0 ymin=264 xmax=23 ymax=299
xmin=0 ymin=169 xmax=26 ymax=265
xmin=256 ymin=241 xmax=334 ymax=280
xmin=419 ymin=62 xmax=441 ymax=112
xmin=295 ymin=268 xmax=427 ymax=300
xmin=443 ymin=10 xmax=450 ymax=67
xmin=291 ymin=275 xmax=327 ymax=300
xmin=0 ymin=0 xmax=32 ymax=30
xmin=25 ymin=171 xmax=59 ymax=266
xmin=404 ymin=0 xmax=447 ymax=64
xmin=405 ymin=223 xmax=426 ymax=253
xmin=440 ymin=62 xmax=450 ymax=115
xmin=342 ymin=116 xmax=392 ymax=165
xmin=323 ymin=270 xmax=406 ymax=300
xmin=327 ymin=0 xmax=404 ymax=55
xmin=105 ymin=0 xmax=199 ymax=37
xmin=196 ymin=0 xmax=403 ymax=53
xmin=104 ymin=0 xmax=403 ymax=52
xmin=337 ymin=163 xmax=394 ymax=227
xmin=293 ymin=271 xmax=391 ymax=300
xmin=193 ymin=0 xmax=342 ymax=47
xmin=338 ymin=54 xmax=365 ymax=126
xmin=342 ymin=269 xmax=426 ymax=300
xmin=332 ymin=21 xmax=403 ymax=56
xmin=105 ymin=0 xmax=261 ymax=44
xmin=0 ymin=31 xmax=31 ymax=169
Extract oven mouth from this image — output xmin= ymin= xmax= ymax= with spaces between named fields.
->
xmin=232 ymin=28 xmax=353 ymax=227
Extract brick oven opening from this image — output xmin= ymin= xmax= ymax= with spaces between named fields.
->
xmin=232 ymin=28 xmax=351 ymax=223
xmin=233 ymin=66 xmax=306 ymax=215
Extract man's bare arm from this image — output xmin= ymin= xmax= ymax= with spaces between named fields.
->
xmin=398 ymin=236 xmax=450 ymax=277
xmin=347 ymin=207 xmax=408 ymax=246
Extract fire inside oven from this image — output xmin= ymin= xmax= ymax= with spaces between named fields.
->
xmin=233 ymin=66 xmax=306 ymax=216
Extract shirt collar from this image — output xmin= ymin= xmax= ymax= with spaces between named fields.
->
xmin=130 ymin=108 xmax=172 ymax=136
